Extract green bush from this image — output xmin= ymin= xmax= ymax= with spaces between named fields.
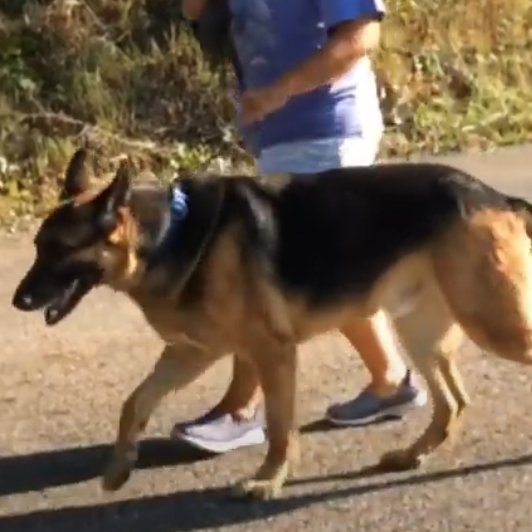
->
xmin=0 ymin=0 xmax=531 ymax=217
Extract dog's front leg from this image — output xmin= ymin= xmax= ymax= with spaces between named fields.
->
xmin=102 ymin=342 xmax=217 ymax=492
xmin=232 ymin=344 xmax=299 ymax=500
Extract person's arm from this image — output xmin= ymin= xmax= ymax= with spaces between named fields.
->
xmin=275 ymin=20 xmax=381 ymax=99
xmin=240 ymin=0 xmax=385 ymax=124
xmin=181 ymin=0 xmax=208 ymax=20
xmin=275 ymin=0 xmax=385 ymax=99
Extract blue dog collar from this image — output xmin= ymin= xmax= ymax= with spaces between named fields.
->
xmin=146 ymin=184 xmax=189 ymax=268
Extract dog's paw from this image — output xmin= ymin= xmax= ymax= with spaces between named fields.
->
xmin=101 ymin=459 xmax=133 ymax=492
xmin=230 ymin=478 xmax=283 ymax=501
xmin=378 ymin=449 xmax=425 ymax=472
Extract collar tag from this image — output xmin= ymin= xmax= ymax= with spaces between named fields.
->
xmin=169 ymin=186 xmax=188 ymax=221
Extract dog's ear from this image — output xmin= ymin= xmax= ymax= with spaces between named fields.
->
xmin=60 ymin=148 xmax=91 ymax=200
xmin=94 ymin=158 xmax=132 ymax=232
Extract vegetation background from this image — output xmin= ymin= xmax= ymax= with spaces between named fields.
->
xmin=0 ymin=0 xmax=531 ymax=219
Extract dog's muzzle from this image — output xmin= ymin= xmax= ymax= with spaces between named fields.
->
xmin=12 ymin=267 xmax=59 ymax=313
xmin=12 ymin=291 xmax=37 ymax=312
xmin=12 ymin=264 xmax=102 ymax=326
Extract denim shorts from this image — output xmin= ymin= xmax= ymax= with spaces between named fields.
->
xmin=255 ymin=135 xmax=382 ymax=176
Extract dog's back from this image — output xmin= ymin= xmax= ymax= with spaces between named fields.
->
xmin=12 ymin=152 xmax=532 ymax=498
xmin=169 ymin=163 xmax=532 ymax=478
xmin=211 ymin=163 xmax=520 ymax=306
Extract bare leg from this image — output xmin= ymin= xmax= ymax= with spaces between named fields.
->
xmin=205 ymin=355 xmax=262 ymax=420
xmin=342 ymin=310 xmax=408 ymax=394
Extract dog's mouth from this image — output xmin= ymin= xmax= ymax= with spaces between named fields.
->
xmin=44 ymin=271 xmax=101 ymax=326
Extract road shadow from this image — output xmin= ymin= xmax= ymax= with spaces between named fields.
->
xmin=300 ymin=416 xmax=402 ymax=434
xmin=1 ymin=448 xmax=531 ymax=532
xmin=0 ymin=415 xmax=401 ymax=497
xmin=0 ymin=438 xmax=214 ymax=497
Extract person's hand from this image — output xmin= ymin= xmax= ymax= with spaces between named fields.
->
xmin=240 ymin=82 xmax=290 ymax=125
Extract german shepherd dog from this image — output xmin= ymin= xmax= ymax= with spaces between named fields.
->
xmin=12 ymin=148 xmax=532 ymax=500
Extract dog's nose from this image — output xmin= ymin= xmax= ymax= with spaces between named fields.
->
xmin=12 ymin=292 xmax=34 ymax=311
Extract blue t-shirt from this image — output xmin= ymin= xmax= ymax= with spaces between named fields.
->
xmin=229 ymin=0 xmax=386 ymax=155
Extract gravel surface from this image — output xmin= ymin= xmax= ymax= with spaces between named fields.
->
xmin=1 ymin=146 xmax=532 ymax=532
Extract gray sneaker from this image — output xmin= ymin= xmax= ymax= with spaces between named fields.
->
xmin=325 ymin=370 xmax=427 ymax=427
xmin=171 ymin=409 xmax=266 ymax=454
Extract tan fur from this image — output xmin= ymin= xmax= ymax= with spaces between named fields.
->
xmin=378 ymin=212 xmax=532 ymax=470
xmin=39 ymin=155 xmax=532 ymax=500
xmin=98 ymin=205 xmax=532 ymax=498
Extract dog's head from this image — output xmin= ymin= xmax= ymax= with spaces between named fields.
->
xmin=12 ymin=149 xmax=138 ymax=325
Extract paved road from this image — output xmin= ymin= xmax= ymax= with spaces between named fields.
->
xmin=1 ymin=146 xmax=532 ymax=532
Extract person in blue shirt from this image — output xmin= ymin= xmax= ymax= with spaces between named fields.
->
xmin=172 ymin=0 xmax=427 ymax=453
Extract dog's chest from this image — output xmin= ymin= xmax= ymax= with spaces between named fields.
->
xmin=136 ymin=300 xmax=236 ymax=352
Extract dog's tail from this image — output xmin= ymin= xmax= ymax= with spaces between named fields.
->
xmin=507 ymin=195 xmax=532 ymax=239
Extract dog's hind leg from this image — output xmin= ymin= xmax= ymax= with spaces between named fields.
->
xmin=102 ymin=342 xmax=218 ymax=492
xmin=381 ymin=211 xmax=532 ymax=472
xmin=379 ymin=282 xmax=467 ymax=471
xmin=231 ymin=343 xmax=299 ymax=500
xmin=435 ymin=211 xmax=532 ymax=367
xmin=437 ymin=348 xmax=471 ymax=417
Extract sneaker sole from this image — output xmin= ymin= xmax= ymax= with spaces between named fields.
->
xmin=325 ymin=392 xmax=428 ymax=427
xmin=170 ymin=426 xmax=266 ymax=454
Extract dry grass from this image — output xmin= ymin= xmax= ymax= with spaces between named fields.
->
xmin=0 ymin=0 xmax=531 ymax=220
xmin=377 ymin=0 xmax=532 ymax=156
